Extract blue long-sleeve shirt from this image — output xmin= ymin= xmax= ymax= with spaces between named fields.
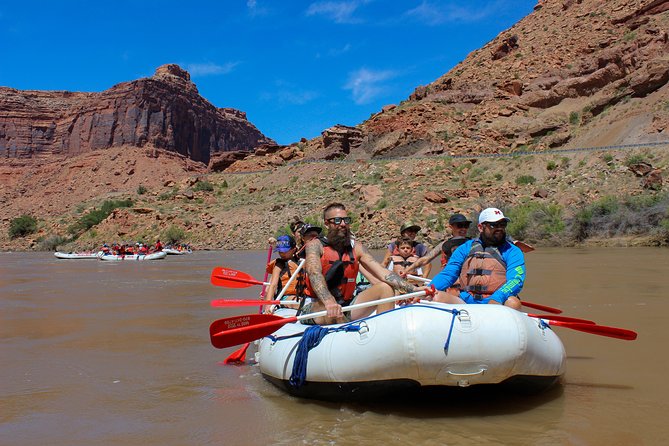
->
xmin=430 ymin=238 xmax=526 ymax=304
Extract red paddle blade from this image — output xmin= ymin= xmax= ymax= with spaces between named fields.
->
xmin=548 ymin=320 xmax=637 ymax=340
xmin=209 ymin=313 xmax=298 ymax=349
xmin=211 ymin=267 xmax=263 ymax=288
xmin=210 ymin=299 xmax=285 ymax=307
xmin=223 ymin=343 xmax=250 ymax=364
xmin=527 ymin=314 xmax=595 ymax=324
xmin=521 ymin=300 xmax=562 ymax=314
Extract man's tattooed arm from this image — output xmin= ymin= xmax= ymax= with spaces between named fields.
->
xmin=305 ymin=241 xmax=335 ymax=304
xmin=385 ymin=272 xmax=417 ymax=294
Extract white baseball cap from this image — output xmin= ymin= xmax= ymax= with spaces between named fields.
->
xmin=478 ymin=207 xmax=510 ymax=224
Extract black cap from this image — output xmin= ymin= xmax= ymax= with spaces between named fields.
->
xmin=449 ymin=213 xmax=472 ymax=224
xmin=300 ymin=224 xmax=322 ymax=236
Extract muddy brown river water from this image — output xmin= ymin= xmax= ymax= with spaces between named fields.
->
xmin=1 ymin=248 xmax=667 ymax=445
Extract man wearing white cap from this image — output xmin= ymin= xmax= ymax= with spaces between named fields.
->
xmin=429 ymin=207 xmax=523 ymax=309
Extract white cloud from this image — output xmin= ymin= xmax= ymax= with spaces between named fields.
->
xmin=186 ymin=62 xmax=239 ymax=77
xmin=247 ymin=0 xmax=269 ymax=17
xmin=260 ymin=82 xmax=320 ymax=105
xmin=306 ymin=1 xmax=362 ymax=24
xmin=343 ymin=68 xmax=397 ymax=105
xmin=406 ymin=1 xmax=492 ymax=26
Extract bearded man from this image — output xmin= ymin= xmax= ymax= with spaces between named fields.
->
xmin=303 ymin=202 xmax=419 ymax=325
xmin=430 ymin=207 xmax=524 ymax=310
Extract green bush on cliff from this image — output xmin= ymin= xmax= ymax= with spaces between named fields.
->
xmin=162 ymin=225 xmax=186 ymax=244
xmin=9 ymin=214 xmax=38 ymax=239
xmin=68 ymin=199 xmax=133 ymax=235
xmin=571 ymin=193 xmax=669 ymax=241
xmin=507 ymin=202 xmax=565 ymax=242
xmin=194 ymin=181 xmax=214 ymax=192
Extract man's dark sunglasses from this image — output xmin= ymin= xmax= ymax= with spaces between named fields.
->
xmin=326 ymin=216 xmax=352 ymax=225
xmin=454 ymin=222 xmax=471 ymax=228
xmin=484 ymin=220 xmax=508 ymax=229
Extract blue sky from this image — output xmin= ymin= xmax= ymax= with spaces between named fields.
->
xmin=0 ymin=1 xmax=536 ymax=145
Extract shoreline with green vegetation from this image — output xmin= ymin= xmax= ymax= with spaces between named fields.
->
xmin=3 ymin=145 xmax=668 ymax=252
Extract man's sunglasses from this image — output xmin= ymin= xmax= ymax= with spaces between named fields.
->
xmin=484 ymin=221 xmax=508 ymax=229
xmin=325 ymin=216 xmax=352 ymax=225
xmin=454 ymin=222 xmax=471 ymax=228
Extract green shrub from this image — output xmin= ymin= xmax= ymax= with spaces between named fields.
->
xmin=546 ymin=161 xmax=557 ymax=171
xmin=494 ymin=173 xmax=503 ymax=181
xmin=221 ymin=180 xmax=229 ymax=188
xmin=137 ymin=185 xmax=147 ymax=195
xmin=624 ymin=154 xmax=646 ymax=167
xmin=569 ymin=111 xmax=580 ymax=125
xmin=37 ymin=235 xmax=68 ymax=251
xmin=507 ymin=203 xmax=565 ymax=241
xmin=194 ymin=181 xmax=214 ymax=192
xmin=515 ymin=175 xmax=536 ymax=185
xmin=68 ymin=199 xmax=133 ymax=235
xmin=162 ymin=225 xmax=186 ymax=244
xmin=9 ymin=214 xmax=38 ymax=238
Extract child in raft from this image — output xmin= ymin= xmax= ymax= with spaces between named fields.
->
xmin=387 ymin=237 xmax=423 ymax=283
xmin=262 ymin=235 xmax=311 ymax=314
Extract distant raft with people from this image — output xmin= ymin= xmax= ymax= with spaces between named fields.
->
xmin=162 ymin=247 xmax=192 ymax=255
xmin=54 ymin=251 xmax=104 ymax=259
xmin=256 ymin=303 xmax=567 ymax=401
xmin=98 ymin=251 xmax=167 ymax=261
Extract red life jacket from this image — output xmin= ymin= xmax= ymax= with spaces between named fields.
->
xmin=307 ymin=240 xmax=359 ymax=304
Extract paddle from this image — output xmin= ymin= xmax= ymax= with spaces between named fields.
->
xmin=545 ymin=320 xmax=637 ymax=341
xmin=222 ymin=245 xmax=274 ymax=364
xmin=222 ymin=258 xmax=306 ymax=362
xmin=211 ymin=299 xmax=300 ymax=307
xmin=210 ymin=289 xmax=431 ymax=349
xmin=406 ymin=274 xmax=563 ymax=314
xmin=211 ymin=267 xmax=270 ymax=288
xmin=526 ymin=314 xmax=594 ymax=324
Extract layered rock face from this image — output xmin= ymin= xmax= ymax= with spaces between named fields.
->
xmin=0 ymin=64 xmax=273 ymax=164
xmin=293 ymin=0 xmax=669 ymax=162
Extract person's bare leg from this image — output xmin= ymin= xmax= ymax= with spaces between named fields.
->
xmin=348 ymin=282 xmax=394 ymax=320
xmin=486 ymin=296 xmax=521 ymax=310
xmin=434 ymin=290 xmax=465 ymax=304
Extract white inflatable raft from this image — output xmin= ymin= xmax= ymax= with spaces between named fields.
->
xmin=257 ymin=303 xmax=566 ymax=400
xmin=98 ymin=251 xmax=167 ymax=261
xmin=162 ymin=248 xmax=192 ymax=255
xmin=54 ymin=251 xmax=103 ymax=259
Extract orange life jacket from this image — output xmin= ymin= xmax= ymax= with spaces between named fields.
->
xmin=389 ymin=254 xmax=419 ymax=275
xmin=306 ymin=241 xmax=359 ymax=304
xmin=458 ymin=241 xmax=507 ymax=300
xmin=270 ymin=258 xmax=311 ymax=298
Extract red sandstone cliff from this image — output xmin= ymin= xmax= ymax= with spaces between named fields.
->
xmin=0 ymin=64 xmax=273 ymax=164
xmin=282 ymin=0 xmax=669 ymax=163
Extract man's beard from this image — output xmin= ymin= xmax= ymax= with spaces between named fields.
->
xmin=327 ymin=226 xmax=351 ymax=252
xmin=481 ymin=229 xmax=506 ymax=247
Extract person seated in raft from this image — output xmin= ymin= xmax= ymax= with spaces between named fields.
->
xmin=154 ymin=239 xmax=163 ymax=253
xmin=290 ymin=219 xmax=306 ymax=249
xmin=297 ymin=223 xmax=322 ymax=258
xmin=302 ymin=202 xmax=421 ymax=325
xmin=403 ymin=213 xmax=472 ymax=279
xmin=263 ymin=235 xmax=311 ymax=314
xmin=381 ymin=221 xmax=431 ymax=278
xmin=388 ymin=237 xmax=423 ymax=280
xmin=425 ymin=207 xmax=523 ymax=310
